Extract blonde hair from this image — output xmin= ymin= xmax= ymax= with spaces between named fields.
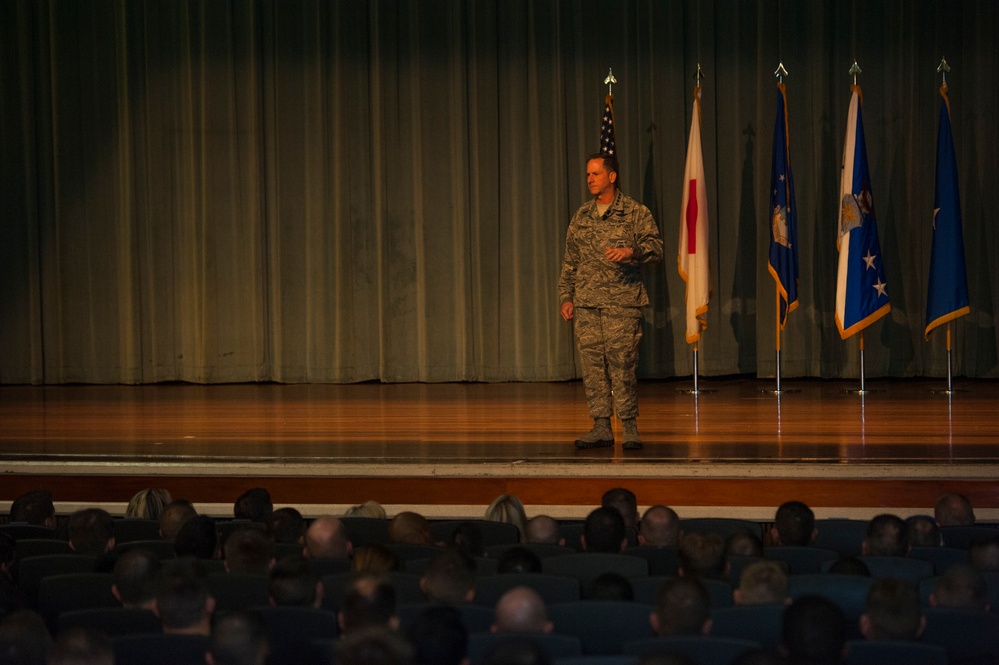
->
xmin=344 ymin=500 xmax=387 ymax=519
xmin=484 ymin=494 xmax=528 ymax=542
xmin=126 ymin=488 xmax=172 ymax=521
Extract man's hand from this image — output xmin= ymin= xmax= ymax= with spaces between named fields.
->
xmin=605 ymin=246 xmax=635 ymax=262
xmin=560 ymin=301 xmax=574 ymax=321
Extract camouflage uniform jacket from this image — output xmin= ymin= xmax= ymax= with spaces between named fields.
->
xmin=558 ymin=190 xmax=663 ymax=308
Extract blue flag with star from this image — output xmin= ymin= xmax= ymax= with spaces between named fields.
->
xmin=835 ymin=85 xmax=890 ymax=339
xmin=600 ymin=94 xmax=616 ymax=157
xmin=925 ymin=84 xmax=970 ymax=339
xmin=768 ymin=83 xmax=799 ymax=328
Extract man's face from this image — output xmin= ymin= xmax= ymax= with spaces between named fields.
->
xmin=586 ymin=158 xmax=616 ymax=200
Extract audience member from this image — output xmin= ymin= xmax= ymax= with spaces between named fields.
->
xmin=934 ymin=492 xmax=975 ymax=527
xmin=388 ymin=512 xmax=436 ymax=546
xmin=268 ymin=554 xmax=323 ymax=607
xmin=206 ymin=610 xmax=269 ymax=665
xmin=589 ymin=572 xmax=634 ymax=601
xmin=906 ymin=514 xmax=942 ymax=547
xmin=969 ymin=536 xmax=999 ymax=571
xmin=263 ymin=507 xmax=306 ymax=545
xmin=524 ymin=516 xmax=564 ymax=546
xmin=304 ymin=516 xmax=353 ymax=560
xmin=233 ymin=488 xmax=273 ymax=523
xmin=112 ymin=548 xmax=162 ymax=609
xmin=159 ymin=499 xmax=198 ymax=542
xmin=726 ymin=530 xmax=764 ymax=558
xmin=420 ymin=550 xmax=476 ymax=605
xmin=338 ymin=573 xmax=399 ymax=634
xmin=337 ymin=627 xmax=413 ymax=665
xmin=485 ymin=495 xmax=529 ymax=543
xmin=581 ymin=507 xmax=626 ymax=554
xmin=496 ymin=547 xmax=542 ymax=574
xmin=734 ymin=560 xmax=789 ymax=605
xmin=48 ymin=628 xmax=114 ymax=665
xmin=678 ymin=532 xmax=728 ymax=580
xmin=352 ymin=545 xmax=401 ymax=574
xmin=781 ymin=595 xmax=846 ymax=665
xmin=405 ymin=606 xmax=468 ymax=665
xmin=861 ymin=514 xmax=909 ymax=557
xmin=448 ymin=521 xmax=486 ymax=558
xmin=344 ymin=500 xmax=388 ymax=519
xmin=66 ymin=508 xmax=115 ymax=556
xmin=175 ymin=514 xmax=220 ymax=559
xmin=930 ymin=563 xmax=990 ymax=611
xmin=125 ymin=488 xmax=172 ymax=521
xmin=0 ymin=610 xmax=53 ymax=665
xmin=223 ymin=526 xmax=275 ymax=575
xmin=649 ymin=576 xmax=711 ymax=636
xmin=770 ymin=501 xmax=816 ymax=547
xmin=859 ymin=578 xmax=924 ymax=642
xmin=0 ymin=536 xmax=21 ymax=619
xmin=602 ymin=487 xmax=639 ymax=532
xmin=491 ymin=586 xmax=552 ymax=633
xmin=8 ymin=490 xmax=56 ymax=528
xmin=154 ymin=558 xmax=216 ymax=636
xmin=637 ymin=505 xmax=681 ymax=548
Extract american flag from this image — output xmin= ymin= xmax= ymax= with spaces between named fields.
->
xmin=600 ymin=94 xmax=616 ymax=156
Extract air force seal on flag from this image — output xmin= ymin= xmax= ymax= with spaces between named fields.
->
xmin=772 ymin=204 xmax=791 ymax=248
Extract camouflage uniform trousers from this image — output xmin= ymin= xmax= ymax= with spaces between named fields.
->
xmin=573 ymin=306 xmax=643 ymax=420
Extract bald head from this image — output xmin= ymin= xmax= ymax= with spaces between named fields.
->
xmin=492 ymin=587 xmax=552 ymax=634
xmin=525 ymin=516 xmax=563 ymax=546
xmin=305 ymin=516 xmax=352 ymax=560
xmin=639 ymin=506 xmax=681 ymax=548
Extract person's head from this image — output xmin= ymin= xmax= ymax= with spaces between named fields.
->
xmin=207 ymin=610 xmax=269 ymax=665
xmin=223 ymin=526 xmax=275 ymax=575
xmin=859 ymin=578 xmax=925 ymax=642
xmin=862 ymin=514 xmax=909 ymax=557
xmin=969 ymin=536 xmax=999 ymax=571
xmin=112 ymin=548 xmax=163 ymax=609
xmin=388 ymin=512 xmax=435 ymax=546
xmin=906 ymin=514 xmax=942 ymax=547
xmin=491 ymin=586 xmax=552 ymax=634
xmin=9 ymin=490 xmax=55 ymax=527
xmin=268 ymin=554 xmax=323 ymax=608
xmin=726 ymin=530 xmax=764 ymax=558
xmin=0 ymin=610 xmax=54 ymax=665
xmin=405 ymin=606 xmax=468 ymax=665
xmin=338 ymin=573 xmax=399 ymax=634
xmin=601 ymin=488 xmax=639 ymax=531
xmin=337 ymin=627 xmax=413 ymax=665
xmin=48 ymin=628 xmax=114 ymax=665
xmin=772 ymin=501 xmax=816 ymax=546
xmin=66 ymin=508 xmax=115 ymax=556
xmin=125 ymin=488 xmax=173 ymax=521
xmin=485 ymin=495 xmax=529 ymax=543
xmin=352 ymin=544 xmax=402 ymax=574
xmin=420 ymin=550 xmax=476 ymax=606
xmin=174 ymin=514 xmax=219 ymax=559
xmin=589 ymin=572 xmax=634 ymax=601
xmin=934 ymin=492 xmax=975 ymax=526
xmin=159 ymin=499 xmax=198 ymax=542
xmin=582 ymin=507 xmax=626 ymax=553
xmin=154 ymin=558 xmax=216 ymax=635
xmin=735 ymin=560 xmax=789 ymax=606
xmin=678 ymin=532 xmax=727 ymax=580
xmin=448 ymin=522 xmax=486 ymax=558
xmin=930 ymin=563 xmax=990 ymax=611
xmin=304 ymin=516 xmax=353 ymax=560
xmin=650 ymin=576 xmax=711 ymax=636
xmin=344 ymin=500 xmax=388 ymax=519
xmin=233 ymin=488 xmax=272 ymax=522
xmin=639 ymin=505 xmax=681 ymax=548
xmin=585 ymin=152 xmax=620 ymax=203
xmin=263 ymin=507 xmax=306 ymax=545
xmin=496 ymin=547 xmax=542 ymax=575
xmin=524 ymin=516 xmax=563 ymax=546
xmin=781 ymin=595 xmax=846 ymax=665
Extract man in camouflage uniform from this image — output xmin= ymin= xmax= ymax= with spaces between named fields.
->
xmin=558 ymin=153 xmax=663 ymax=450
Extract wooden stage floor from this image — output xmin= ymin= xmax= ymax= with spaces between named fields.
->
xmin=2 ymin=378 xmax=998 ymax=521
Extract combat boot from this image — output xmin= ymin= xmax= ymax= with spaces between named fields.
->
xmin=622 ymin=418 xmax=642 ymax=450
xmin=574 ymin=417 xmax=614 ymax=449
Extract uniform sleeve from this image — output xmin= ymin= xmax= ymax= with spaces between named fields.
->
xmin=557 ymin=218 xmax=580 ymax=304
xmin=634 ymin=206 xmax=664 ymax=265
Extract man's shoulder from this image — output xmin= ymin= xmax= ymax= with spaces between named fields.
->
xmin=613 ymin=192 xmax=650 ymax=215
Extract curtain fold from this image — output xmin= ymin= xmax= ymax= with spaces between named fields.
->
xmin=1 ymin=0 xmax=996 ymax=384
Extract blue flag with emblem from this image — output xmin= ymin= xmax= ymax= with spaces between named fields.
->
xmin=768 ymin=83 xmax=799 ymax=328
xmin=925 ymin=84 xmax=970 ymax=339
xmin=835 ymin=85 xmax=890 ymax=339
